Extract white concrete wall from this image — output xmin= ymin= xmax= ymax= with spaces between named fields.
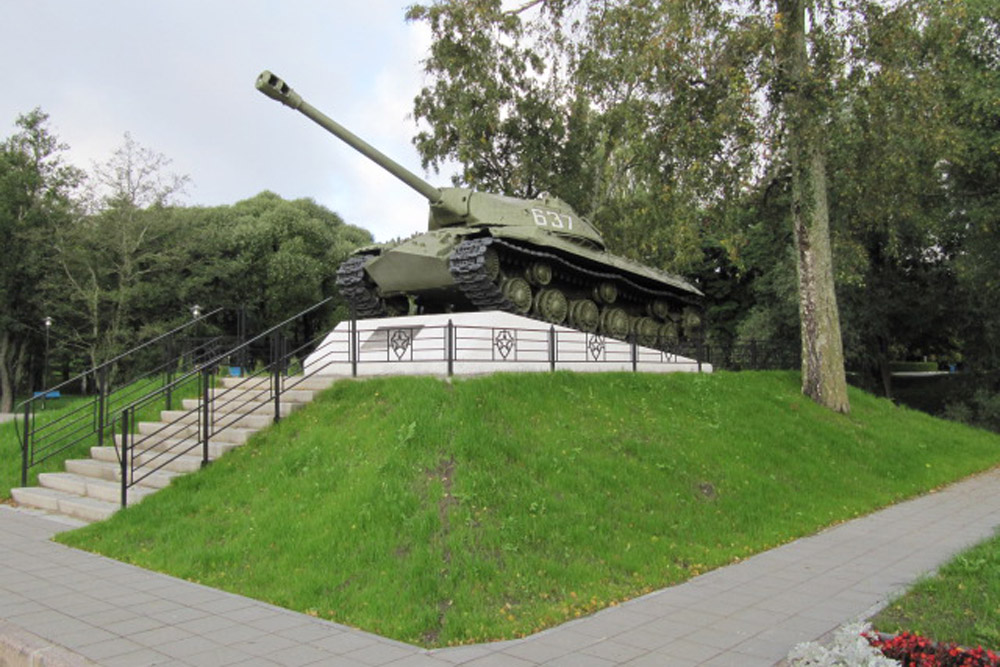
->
xmin=303 ymin=312 xmax=711 ymax=378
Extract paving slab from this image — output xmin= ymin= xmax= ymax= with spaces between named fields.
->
xmin=2 ymin=466 xmax=1000 ymax=665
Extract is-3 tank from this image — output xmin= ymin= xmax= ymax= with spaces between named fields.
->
xmin=256 ymin=70 xmax=703 ymax=346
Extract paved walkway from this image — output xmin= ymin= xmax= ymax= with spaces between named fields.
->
xmin=2 ymin=468 xmax=1000 ymax=666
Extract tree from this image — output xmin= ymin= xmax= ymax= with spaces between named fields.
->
xmin=0 ymin=109 xmax=82 ymax=411
xmin=407 ymin=1 xmax=770 ymax=275
xmin=774 ymin=0 xmax=849 ymax=412
xmin=154 ymin=192 xmax=372 ymax=344
xmin=938 ymin=0 xmax=1000 ymax=372
xmin=50 ymin=133 xmax=188 ymax=375
xmin=408 ymin=0 xmax=853 ymax=410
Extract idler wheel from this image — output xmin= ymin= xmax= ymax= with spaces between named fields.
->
xmin=525 ymin=261 xmax=553 ymax=286
xmin=483 ymin=247 xmax=501 ymax=282
xmin=501 ymin=276 xmax=533 ymax=314
xmin=600 ymin=307 xmax=629 ymax=340
xmin=568 ymin=299 xmax=600 ymax=333
xmin=658 ymin=320 xmax=680 ymax=347
xmin=592 ymin=281 xmax=618 ymax=305
xmin=633 ymin=316 xmax=660 ymax=348
xmin=648 ymin=299 xmax=672 ymax=320
xmin=533 ymin=288 xmax=568 ymax=324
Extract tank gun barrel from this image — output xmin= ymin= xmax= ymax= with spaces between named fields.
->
xmin=255 ymin=70 xmax=443 ymax=204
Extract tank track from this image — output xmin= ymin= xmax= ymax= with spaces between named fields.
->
xmin=448 ymin=238 xmax=513 ymax=311
xmin=335 ymin=255 xmax=387 ymax=318
xmin=448 ymin=237 xmax=692 ymax=314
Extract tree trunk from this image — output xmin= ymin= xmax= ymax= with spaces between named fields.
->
xmin=778 ymin=0 xmax=850 ymax=413
xmin=877 ymin=335 xmax=893 ymax=399
xmin=0 ymin=331 xmax=12 ymax=414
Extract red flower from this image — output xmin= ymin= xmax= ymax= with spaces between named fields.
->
xmin=866 ymin=630 xmax=999 ymax=667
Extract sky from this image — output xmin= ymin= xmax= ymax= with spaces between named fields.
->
xmin=1 ymin=0 xmax=458 ymax=242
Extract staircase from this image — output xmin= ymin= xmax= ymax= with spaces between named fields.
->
xmin=11 ymin=374 xmax=338 ymax=524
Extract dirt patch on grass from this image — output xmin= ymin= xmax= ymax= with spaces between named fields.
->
xmin=422 ymin=456 xmax=457 ymax=644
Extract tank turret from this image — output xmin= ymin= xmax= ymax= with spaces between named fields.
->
xmin=256 ymin=70 xmax=703 ymax=345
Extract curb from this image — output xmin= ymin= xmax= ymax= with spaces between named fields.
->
xmin=0 ymin=621 xmax=96 ymax=667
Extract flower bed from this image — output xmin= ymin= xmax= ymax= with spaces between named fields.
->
xmin=865 ymin=631 xmax=999 ymax=667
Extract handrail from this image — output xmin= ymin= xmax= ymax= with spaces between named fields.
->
xmin=201 ymin=297 xmax=334 ymax=372
xmin=13 ymin=308 xmax=233 ymax=486
xmin=14 ymin=307 xmax=224 ymax=411
xmin=115 ymin=297 xmax=337 ymax=506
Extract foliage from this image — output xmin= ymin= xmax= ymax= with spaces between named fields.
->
xmin=0 ymin=111 xmax=372 ymax=408
xmin=159 ymin=192 xmax=371 ymax=349
xmin=889 ymin=361 xmax=940 ymax=373
xmin=407 ymin=0 xmax=1000 ymax=408
xmin=407 ymin=0 xmax=770 ymax=275
xmin=945 ymin=389 xmax=1000 ymax=434
xmin=0 ymin=109 xmax=83 ymax=411
xmin=49 ymin=133 xmax=189 ymax=375
xmin=58 ymin=371 xmax=1000 ymax=646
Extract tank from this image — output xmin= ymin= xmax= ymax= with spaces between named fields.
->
xmin=256 ymin=70 xmax=704 ymax=346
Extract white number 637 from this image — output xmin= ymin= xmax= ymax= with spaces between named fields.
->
xmin=531 ymin=208 xmax=574 ymax=230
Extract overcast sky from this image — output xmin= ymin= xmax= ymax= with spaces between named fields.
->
xmin=1 ymin=1 xmax=458 ymax=242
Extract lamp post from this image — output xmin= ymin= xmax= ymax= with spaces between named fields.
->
xmin=43 ymin=316 xmax=53 ymax=390
xmin=189 ymin=305 xmax=203 ymax=370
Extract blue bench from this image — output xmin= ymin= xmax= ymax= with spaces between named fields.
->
xmin=33 ymin=390 xmax=61 ymax=400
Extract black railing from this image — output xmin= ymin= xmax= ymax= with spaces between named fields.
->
xmin=699 ymin=340 xmax=799 ymax=372
xmin=114 ymin=298 xmax=335 ymax=506
xmin=272 ymin=318 xmax=801 ymax=379
xmin=296 ymin=318 xmax=710 ymax=376
xmin=14 ymin=308 xmax=231 ymax=486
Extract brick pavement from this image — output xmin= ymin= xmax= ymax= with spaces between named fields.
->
xmin=2 ymin=466 xmax=999 ymax=666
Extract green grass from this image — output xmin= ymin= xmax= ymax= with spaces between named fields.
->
xmin=2 ymin=374 xmax=203 ymax=498
xmin=872 ymin=532 xmax=1000 ymax=650
xmin=56 ymin=371 xmax=1000 ymax=647
xmin=3 ymin=393 xmax=98 ymax=494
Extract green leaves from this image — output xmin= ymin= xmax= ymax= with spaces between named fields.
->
xmin=0 ymin=109 xmax=81 ymax=410
xmin=408 ymin=1 xmax=770 ymax=275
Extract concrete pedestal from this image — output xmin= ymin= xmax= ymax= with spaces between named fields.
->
xmin=303 ymin=311 xmax=711 ymax=378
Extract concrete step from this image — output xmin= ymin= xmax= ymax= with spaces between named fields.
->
xmin=11 ymin=486 xmax=119 ymax=523
xmin=12 ymin=372 xmax=330 ymax=525
xmin=197 ymin=385 xmax=317 ymax=410
xmin=36 ymin=472 xmax=155 ymax=505
xmin=218 ymin=374 xmax=339 ymax=392
xmin=90 ymin=446 xmax=204 ymax=474
xmin=179 ymin=398 xmax=300 ymax=418
xmin=206 ymin=386 xmax=317 ymax=404
xmin=135 ymin=421 xmax=255 ymax=445
xmin=109 ymin=437 xmax=237 ymax=460
xmin=159 ymin=409 xmax=273 ymax=430
xmin=66 ymin=457 xmax=178 ymax=489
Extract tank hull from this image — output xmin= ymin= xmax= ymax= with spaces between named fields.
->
xmin=339 ymin=227 xmax=704 ymax=345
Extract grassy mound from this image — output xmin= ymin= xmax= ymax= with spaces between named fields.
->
xmin=57 ymin=371 xmax=1000 ymax=647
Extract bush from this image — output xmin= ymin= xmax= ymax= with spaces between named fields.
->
xmin=890 ymin=361 xmax=940 ymax=373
